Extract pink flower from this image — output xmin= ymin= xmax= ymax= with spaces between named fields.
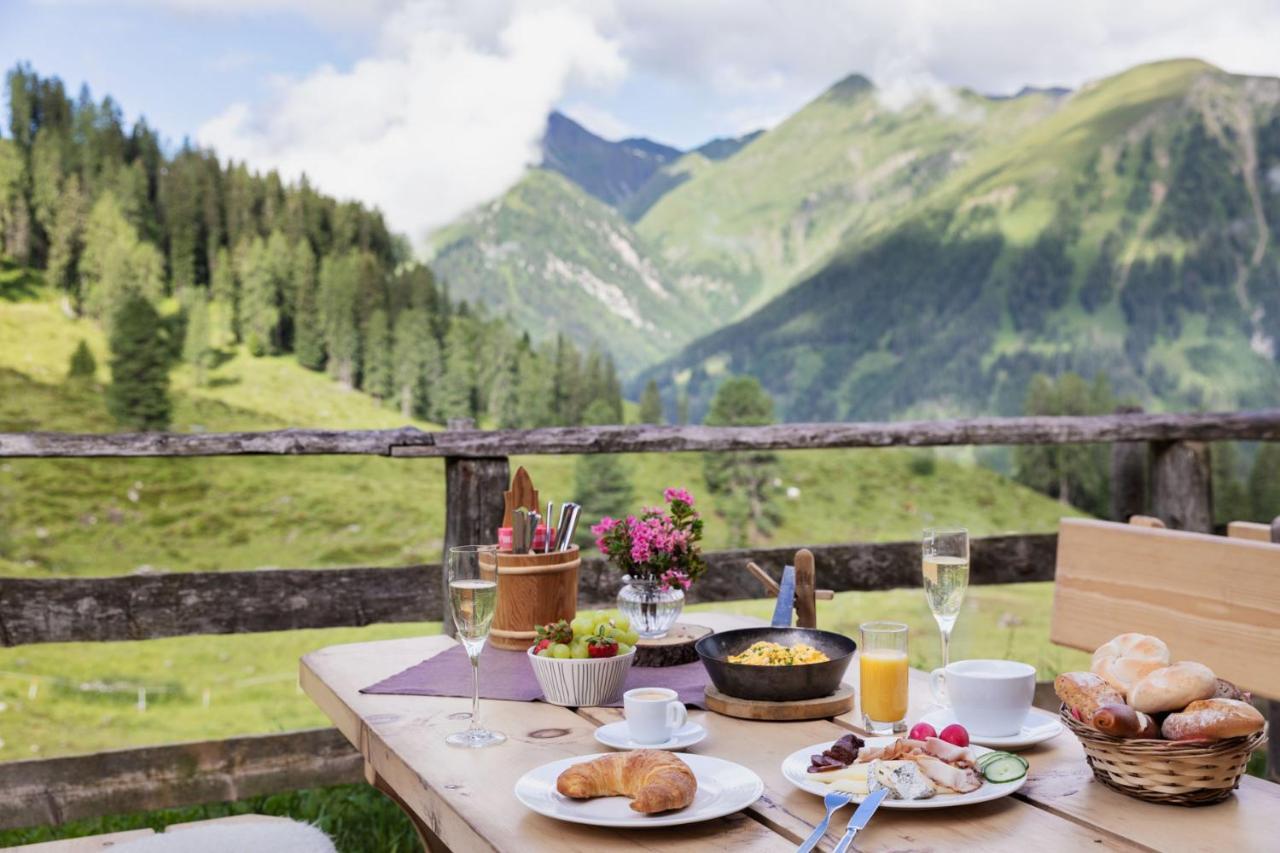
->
xmin=664 ymin=487 xmax=694 ymax=506
xmin=660 ymin=569 xmax=692 ymax=591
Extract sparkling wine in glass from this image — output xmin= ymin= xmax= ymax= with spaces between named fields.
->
xmin=446 ymin=545 xmax=505 ymax=749
xmin=922 ymin=527 xmax=969 ymax=672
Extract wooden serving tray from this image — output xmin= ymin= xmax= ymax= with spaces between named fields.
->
xmin=634 ymin=622 xmax=712 ymax=667
xmin=704 ymin=684 xmax=856 ymax=721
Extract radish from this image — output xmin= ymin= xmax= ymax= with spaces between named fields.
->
xmin=939 ymin=723 xmax=970 ymax=747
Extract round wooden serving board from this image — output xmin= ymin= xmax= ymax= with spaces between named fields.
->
xmin=633 ymin=622 xmax=713 ymax=667
xmin=703 ymin=684 xmax=856 ymax=721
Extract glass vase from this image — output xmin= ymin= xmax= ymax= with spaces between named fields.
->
xmin=617 ymin=574 xmax=684 ymax=639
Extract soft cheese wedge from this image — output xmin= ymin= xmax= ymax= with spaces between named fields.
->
xmin=810 ymin=762 xmax=870 ymax=795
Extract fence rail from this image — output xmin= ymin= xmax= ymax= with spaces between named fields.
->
xmin=3 ymin=409 xmax=1279 ymax=458
xmin=0 ymin=535 xmax=1056 ymax=646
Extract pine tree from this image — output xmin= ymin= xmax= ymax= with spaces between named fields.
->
xmin=46 ymin=174 xmax=88 ymax=297
xmin=0 ymin=138 xmax=32 ymax=263
xmin=676 ymin=387 xmax=690 ymax=425
xmin=518 ymin=339 xmax=557 ymax=428
xmin=237 ymin=236 xmax=278 ymax=356
xmin=264 ymin=229 xmax=294 ymax=344
xmin=1212 ymin=443 xmax=1251 ymax=527
xmin=80 ymin=192 xmax=164 ymax=324
xmin=363 ymin=308 xmax=393 ymax=398
xmin=291 ymin=239 xmax=323 ymax=370
xmin=67 ymin=339 xmax=97 ymax=382
xmin=638 ymin=379 xmax=663 ymax=424
xmin=1249 ymin=443 xmax=1280 ymax=523
xmin=210 ymin=246 xmax=237 ymax=344
xmin=183 ymin=289 xmax=212 ymax=387
xmin=437 ymin=316 xmax=477 ymax=421
xmin=106 ymin=293 xmax=171 ymax=431
xmin=490 ymin=348 xmax=523 ymax=429
xmin=574 ymin=400 xmax=635 ymax=548
xmin=703 ymin=376 xmax=782 ymax=546
xmin=318 ymin=253 xmax=360 ymax=387
xmin=391 ymin=308 xmax=439 ymax=419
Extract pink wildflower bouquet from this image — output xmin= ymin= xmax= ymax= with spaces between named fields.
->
xmin=591 ymin=487 xmax=707 ymax=591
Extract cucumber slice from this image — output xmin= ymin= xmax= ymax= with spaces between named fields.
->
xmin=982 ymin=755 xmax=1028 ymax=783
xmin=978 ymin=751 xmax=1027 ymax=769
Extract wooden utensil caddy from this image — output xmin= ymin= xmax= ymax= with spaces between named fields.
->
xmin=484 ymin=546 xmax=581 ymax=651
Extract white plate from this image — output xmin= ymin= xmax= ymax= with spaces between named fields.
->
xmin=781 ymin=737 xmax=1027 ymax=810
xmin=515 ymin=752 xmax=763 ymax=828
xmin=917 ymin=708 xmax=1062 ymax=750
xmin=594 ymin=721 xmax=707 ymax=751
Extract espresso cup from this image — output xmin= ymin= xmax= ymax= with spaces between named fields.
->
xmin=623 ymin=687 xmax=688 ymax=744
xmin=930 ymin=659 xmax=1035 ymax=737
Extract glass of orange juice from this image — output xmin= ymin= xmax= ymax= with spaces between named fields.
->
xmin=859 ymin=621 xmax=909 ymax=735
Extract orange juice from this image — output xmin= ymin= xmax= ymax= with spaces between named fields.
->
xmin=860 ymin=649 xmax=908 ymax=722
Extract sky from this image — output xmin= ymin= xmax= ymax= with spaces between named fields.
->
xmin=5 ymin=0 xmax=1280 ymax=243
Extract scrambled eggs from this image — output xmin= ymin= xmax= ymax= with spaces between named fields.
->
xmin=727 ymin=641 xmax=830 ymax=665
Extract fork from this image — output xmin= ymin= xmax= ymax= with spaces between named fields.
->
xmin=796 ymin=790 xmax=852 ymax=853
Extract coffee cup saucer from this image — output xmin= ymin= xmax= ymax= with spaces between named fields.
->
xmin=594 ymin=720 xmax=707 ymax=751
xmin=918 ymin=707 xmax=1062 ymax=751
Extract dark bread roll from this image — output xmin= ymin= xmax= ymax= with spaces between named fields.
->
xmin=1090 ymin=703 xmax=1158 ymax=738
xmin=1055 ymin=672 xmax=1124 ymax=720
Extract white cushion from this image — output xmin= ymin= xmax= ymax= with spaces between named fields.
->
xmin=111 ymin=820 xmax=336 ymax=853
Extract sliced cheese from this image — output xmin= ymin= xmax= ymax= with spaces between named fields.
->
xmin=807 ymin=763 xmax=869 ymax=783
xmin=827 ymin=777 xmax=870 ymax=795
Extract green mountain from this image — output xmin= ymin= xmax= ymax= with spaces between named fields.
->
xmin=428 ymin=169 xmax=712 ymax=366
xmin=541 ymin=111 xmax=682 ymax=207
xmin=643 ymin=59 xmax=1280 ymax=420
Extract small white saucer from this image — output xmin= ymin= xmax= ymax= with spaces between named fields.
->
xmin=917 ymin=707 xmax=1063 ymax=751
xmin=593 ymin=720 xmax=707 ymax=751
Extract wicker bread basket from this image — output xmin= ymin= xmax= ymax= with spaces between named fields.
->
xmin=1060 ymin=705 xmax=1267 ymax=805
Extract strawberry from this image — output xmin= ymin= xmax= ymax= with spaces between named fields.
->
xmin=587 ymin=628 xmax=618 ymax=658
xmin=534 ymin=619 xmax=572 ymax=648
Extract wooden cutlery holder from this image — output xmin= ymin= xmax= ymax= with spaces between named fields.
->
xmin=487 ymin=546 xmax=580 ymax=651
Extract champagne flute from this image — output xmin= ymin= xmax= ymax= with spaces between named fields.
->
xmin=446 ymin=545 xmax=505 ymax=749
xmin=922 ymin=527 xmax=969 ymax=673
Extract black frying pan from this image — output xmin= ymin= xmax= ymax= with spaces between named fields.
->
xmin=696 ymin=565 xmax=856 ymax=702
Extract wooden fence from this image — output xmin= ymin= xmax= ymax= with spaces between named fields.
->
xmin=1 ymin=409 xmax=1278 ymax=828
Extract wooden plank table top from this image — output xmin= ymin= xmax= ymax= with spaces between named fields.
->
xmin=300 ymin=612 xmax=1274 ymax=852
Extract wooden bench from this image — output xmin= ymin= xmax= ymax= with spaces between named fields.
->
xmin=10 ymin=815 xmax=321 ymax=852
xmin=1050 ymin=515 xmax=1280 ymax=776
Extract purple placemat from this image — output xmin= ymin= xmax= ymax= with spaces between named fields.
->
xmin=361 ymin=644 xmax=711 ymax=708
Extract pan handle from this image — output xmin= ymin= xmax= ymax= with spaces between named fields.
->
xmin=770 ymin=564 xmax=796 ymax=628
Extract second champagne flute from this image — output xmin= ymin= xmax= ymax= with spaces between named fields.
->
xmin=922 ymin=526 xmax=969 ymax=672
xmin=446 ymin=544 xmax=505 ymax=749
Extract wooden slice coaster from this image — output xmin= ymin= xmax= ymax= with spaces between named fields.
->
xmin=634 ymin=622 xmax=713 ymax=667
xmin=703 ymin=684 xmax=856 ymax=721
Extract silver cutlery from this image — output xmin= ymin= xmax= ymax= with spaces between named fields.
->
xmin=831 ymin=789 xmax=887 ymax=853
xmin=544 ymin=500 xmax=554 ymax=553
xmin=796 ymin=790 xmax=852 ymax=853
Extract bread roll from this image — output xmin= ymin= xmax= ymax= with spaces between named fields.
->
xmin=1090 ymin=633 xmax=1170 ymax=697
xmin=1161 ymin=698 xmax=1265 ymax=741
xmin=1128 ymin=662 xmax=1217 ymax=714
xmin=1054 ymin=672 xmax=1124 ymax=720
xmin=1090 ymin=703 xmax=1159 ymax=738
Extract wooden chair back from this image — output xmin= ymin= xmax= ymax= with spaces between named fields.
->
xmin=1051 ymin=517 xmax=1280 ymax=696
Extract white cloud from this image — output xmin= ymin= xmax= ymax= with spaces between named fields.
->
xmin=197 ymin=2 xmax=624 ymax=242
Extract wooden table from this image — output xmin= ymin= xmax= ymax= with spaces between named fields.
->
xmin=300 ymin=613 xmax=1279 ymax=852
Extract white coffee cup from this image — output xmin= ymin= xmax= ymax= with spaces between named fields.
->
xmin=930 ymin=659 xmax=1035 ymax=737
xmin=623 ymin=687 xmax=688 ymax=744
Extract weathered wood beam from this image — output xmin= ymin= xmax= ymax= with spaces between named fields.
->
xmin=0 ymin=728 xmax=361 ymax=829
xmin=0 ymin=535 xmax=1057 ymax=646
xmin=1149 ymin=440 xmax=1213 ymax=533
xmin=441 ymin=452 xmax=510 ymax=637
xmin=3 ymin=411 xmax=1278 ymax=458
xmin=0 ymin=565 xmax=441 ymax=646
xmin=0 ymin=426 xmax=433 ymax=458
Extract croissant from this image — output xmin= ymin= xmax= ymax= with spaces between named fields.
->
xmin=556 ymin=750 xmax=697 ymax=814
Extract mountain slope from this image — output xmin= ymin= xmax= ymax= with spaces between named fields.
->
xmin=541 ymin=111 xmax=681 ymax=207
xmin=641 ymin=60 xmax=1280 ymax=421
xmin=427 ymin=169 xmax=707 ymax=366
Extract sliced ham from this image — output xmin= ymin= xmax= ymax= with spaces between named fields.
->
xmin=924 ymin=736 xmax=976 ymax=766
xmin=913 ymin=755 xmax=982 ymax=793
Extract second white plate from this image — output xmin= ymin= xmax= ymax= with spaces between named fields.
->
xmin=515 ymin=752 xmax=762 ymax=828
xmin=917 ymin=708 xmax=1062 ymax=750
xmin=781 ymin=736 xmax=1027 ymax=810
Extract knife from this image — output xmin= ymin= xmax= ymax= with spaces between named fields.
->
xmin=830 ymin=789 xmax=887 ymax=853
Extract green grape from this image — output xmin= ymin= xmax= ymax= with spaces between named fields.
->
xmin=616 ymin=642 xmax=633 ymax=656
xmin=570 ymin=617 xmax=593 ymax=637
xmin=620 ymin=630 xmax=640 ymax=645
xmin=552 ymin=643 xmax=571 ymax=659
xmin=537 ymin=648 xmax=553 ymax=658
xmin=612 ymin=615 xmax=631 ymax=631
xmin=570 ymin=645 xmax=590 ymax=659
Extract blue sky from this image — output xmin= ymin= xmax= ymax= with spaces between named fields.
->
xmin=5 ymin=1 xmax=1280 ymax=242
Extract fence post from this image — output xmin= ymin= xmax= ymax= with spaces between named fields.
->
xmin=441 ymin=419 xmax=509 ymax=637
xmin=1148 ymin=440 xmax=1213 ymax=532
xmin=1110 ymin=405 xmax=1147 ymax=522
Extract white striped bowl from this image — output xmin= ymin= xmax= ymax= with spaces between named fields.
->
xmin=527 ymin=646 xmax=635 ymax=706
